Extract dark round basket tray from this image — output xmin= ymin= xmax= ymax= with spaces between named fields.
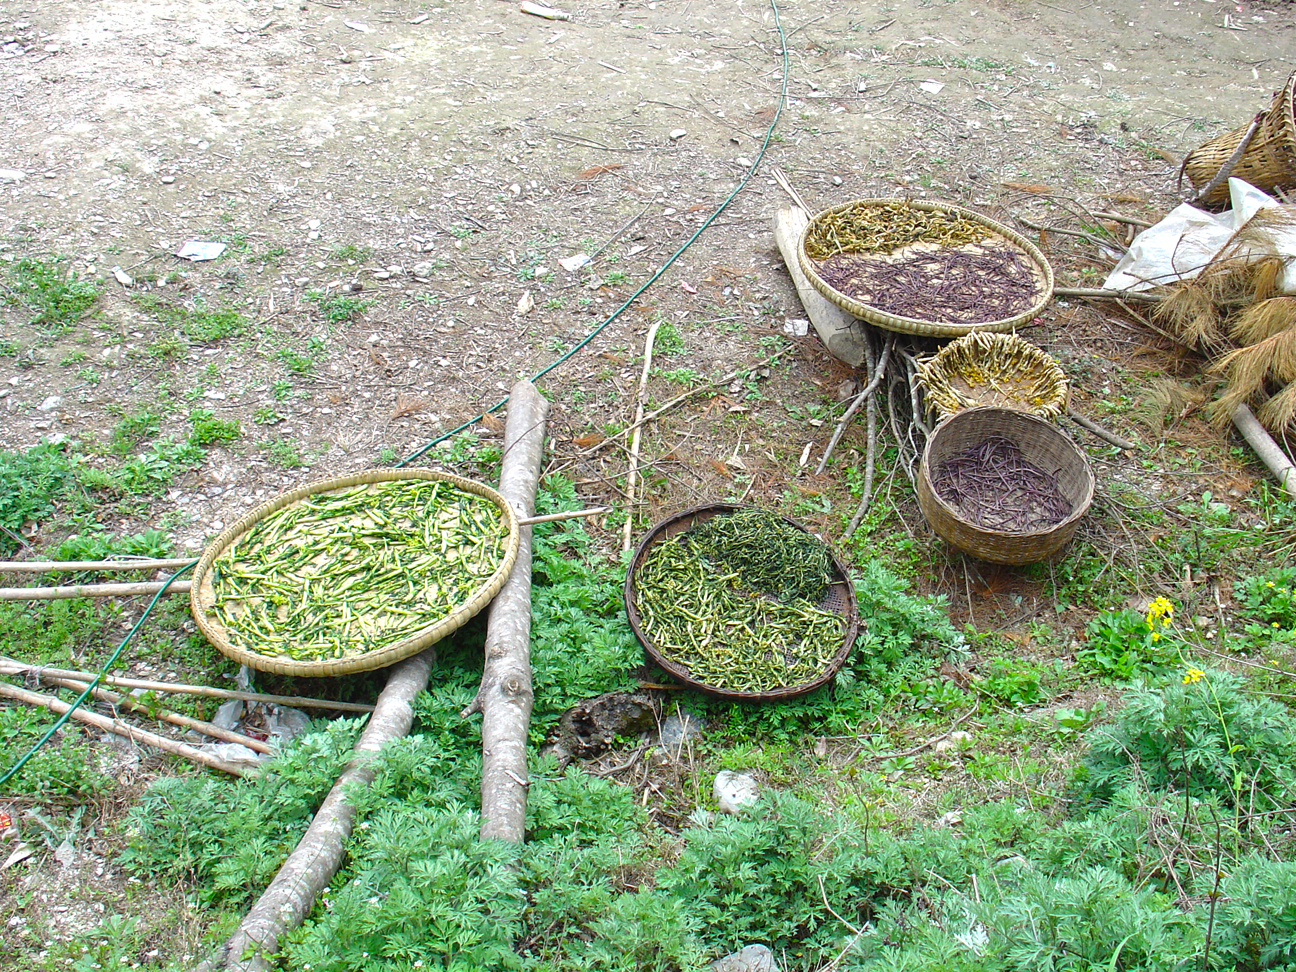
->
xmin=624 ymin=503 xmax=859 ymax=701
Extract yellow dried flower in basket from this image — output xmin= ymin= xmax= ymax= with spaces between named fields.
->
xmin=915 ymin=331 xmax=1069 ymax=420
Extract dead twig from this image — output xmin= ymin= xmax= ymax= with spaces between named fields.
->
xmin=624 ymin=322 xmax=662 ymax=552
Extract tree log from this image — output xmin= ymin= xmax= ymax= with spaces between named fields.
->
xmin=1231 ymin=403 xmax=1296 ymax=503
xmin=195 ymin=648 xmax=438 ymax=971
xmin=773 ymin=206 xmax=869 ymax=368
xmin=463 ymin=378 xmax=549 ymax=843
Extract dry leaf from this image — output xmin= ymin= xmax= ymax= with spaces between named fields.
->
xmin=480 ymin=413 xmax=505 ymax=433
xmin=686 ymin=203 xmax=709 ymax=213
xmin=1000 ymin=181 xmax=1055 ymax=194
xmin=573 ymin=433 xmax=604 ymax=449
xmin=576 ymin=164 xmax=623 ymax=180
xmin=680 ymin=281 xmax=698 ymax=294
xmin=1 ymin=843 xmax=34 ymax=872
xmin=391 ymin=395 xmax=427 ymax=419
xmin=708 ymin=458 xmax=733 ymax=478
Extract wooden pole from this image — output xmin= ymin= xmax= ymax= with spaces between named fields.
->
xmin=0 ymin=557 xmax=198 ymax=574
xmin=464 ymin=379 xmax=549 ymax=843
xmin=195 ymin=648 xmax=438 ymax=972
xmin=0 ymin=659 xmax=374 ymax=713
xmin=39 ymin=673 xmax=274 ymax=755
xmin=624 ymin=322 xmax=660 ymax=553
xmin=0 ymin=579 xmax=192 ymax=601
xmin=0 ymin=681 xmax=254 ymax=778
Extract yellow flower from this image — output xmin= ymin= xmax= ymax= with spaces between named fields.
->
xmin=1150 ymin=632 xmax=1161 ymax=643
xmin=1183 ymin=667 xmax=1206 ymax=684
xmin=1146 ymin=596 xmax=1175 ymax=630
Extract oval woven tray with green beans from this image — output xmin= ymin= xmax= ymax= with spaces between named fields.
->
xmin=190 ymin=469 xmax=519 ymax=677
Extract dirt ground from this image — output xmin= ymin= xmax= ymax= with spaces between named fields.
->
xmin=2 ymin=0 xmax=1295 ymax=963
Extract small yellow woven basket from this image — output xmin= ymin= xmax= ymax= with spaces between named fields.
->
xmin=796 ymin=198 xmax=1055 ymax=339
xmin=190 ymin=469 xmax=520 ymax=677
xmin=915 ymin=331 xmax=1069 ymax=420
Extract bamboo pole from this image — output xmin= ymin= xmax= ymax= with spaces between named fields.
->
xmin=0 ymin=681 xmax=254 ymax=778
xmin=0 ymin=659 xmax=374 ymax=713
xmin=39 ymin=673 xmax=274 ymax=755
xmin=0 ymin=579 xmax=192 ymax=601
xmin=624 ymin=322 xmax=660 ymax=553
xmin=0 ymin=557 xmax=198 ymax=574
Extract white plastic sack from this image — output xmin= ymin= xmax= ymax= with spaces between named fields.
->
xmin=1103 ymin=178 xmax=1296 ymax=294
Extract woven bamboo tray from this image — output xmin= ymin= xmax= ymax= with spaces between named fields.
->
xmin=190 ymin=469 xmax=520 ymax=677
xmin=796 ymin=198 xmax=1055 ymax=338
xmin=916 ymin=407 xmax=1094 ymax=565
xmin=915 ymin=331 xmax=1069 ymax=420
xmin=1182 ymin=70 xmax=1296 ymax=208
xmin=624 ymin=504 xmax=858 ymax=701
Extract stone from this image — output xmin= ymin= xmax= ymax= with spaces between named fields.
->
xmin=37 ymin=395 xmax=61 ymax=411
xmin=711 ymin=944 xmax=779 ymax=972
xmin=657 ymin=709 xmax=704 ymax=747
xmin=713 ymin=770 xmax=759 ymax=814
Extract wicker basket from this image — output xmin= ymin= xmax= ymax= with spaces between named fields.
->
xmin=916 ymin=407 xmax=1094 ymax=565
xmin=796 ymin=198 xmax=1055 ymax=338
xmin=190 ymin=469 xmax=520 ymax=677
xmin=624 ymin=504 xmax=859 ymax=701
xmin=1182 ymin=70 xmax=1296 ymax=208
xmin=915 ymin=331 xmax=1069 ymax=420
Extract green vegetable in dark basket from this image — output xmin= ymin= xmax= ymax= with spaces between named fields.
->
xmin=209 ymin=479 xmax=508 ymax=662
xmin=634 ymin=513 xmax=845 ymax=693
xmin=688 ymin=507 xmax=835 ymax=604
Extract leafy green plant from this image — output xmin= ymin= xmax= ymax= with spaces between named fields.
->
xmin=308 ymin=291 xmax=372 ymax=323
xmin=113 ymin=440 xmax=206 ymax=494
xmin=1074 ymin=669 xmax=1296 ymax=814
xmin=188 ymin=408 xmax=241 ymax=446
xmin=0 ymin=705 xmax=107 ymax=798
xmin=329 ymin=244 xmax=371 ymax=263
xmin=134 ymin=294 xmax=245 ymax=342
xmin=4 ymin=256 xmax=99 ymax=329
xmin=0 ymin=441 xmax=79 ymax=554
xmin=109 ymin=407 xmax=162 ymax=456
xmin=254 ymin=406 xmax=284 ymax=425
xmin=1078 ymin=607 xmax=1172 ymax=679
xmin=1237 ymin=567 xmax=1296 ymax=628
xmin=264 ymin=438 xmax=304 ymax=469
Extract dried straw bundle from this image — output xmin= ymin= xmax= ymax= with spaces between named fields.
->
xmin=1152 ymin=255 xmax=1285 ymax=352
xmin=1210 ymin=328 xmax=1296 ymax=428
xmin=916 ymin=331 xmax=1068 ymax=419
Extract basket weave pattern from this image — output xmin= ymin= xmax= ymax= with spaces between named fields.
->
xmin=1183 ymin=71 xmax=1296 ymax=208
xmin=624 ymin=504 xmax=859 ymax=701
xmin=916 ymin=407 xmax=1094 ymax=565
xmin=796 ymin=198 xmax=1055 ymax=339
xmin=190 ymin=469 xmax=520 ymax=677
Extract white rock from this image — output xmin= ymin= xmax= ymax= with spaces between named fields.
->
xmin=37 ymin=395 xmax=61 ymax=411
xmin=714 ymin=770 xmax=759 ymax=814
xmin=516 ymin=292 xmax=535 ymax=315
xmin=933 ymin=730 xmax=973 ymax=754
xmin=735 ymin=157 xmax=752 ymax=167
xmin=783 ymin=318 xmax=809 ymax=337
xmin=0 ymin=168 xmax=26 ymax=182
xmin=669 ymin=128 xmax=687 ymax=140
xmin=306 ymin=219 xmax=321 ymax=230
xmin=711 ymin=944 xmax=779 ymax=972
xmin=373 ymin=270 xmax=391 ymax=280
xmin=161 ymin=175 xmax=176 ymax=184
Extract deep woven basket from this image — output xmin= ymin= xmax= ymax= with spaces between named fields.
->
xmin=916 ymin=407 xmax=1094 ymax=565
xmin=190 ymin=469 xmax=520 ymax=677
xmin=915 ymin=331 xmax=1069 ymax=420
xmin=624 ymin=504 xmax=859 ymax=701
xmin=796 ymin=198 xmax=1055 ymax=338
xmin=1182 ymin=70 xmax=1296 ymax=208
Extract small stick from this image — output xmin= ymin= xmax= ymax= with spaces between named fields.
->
xmin=0 ymin=659 xmax=374 ymax=713
xmin=816 ymin=330 xmax=895 ymax=474
xmin=518 ymin=507 xmax=608 ymax=526
xmin=38 ymin=673 xmax=275 ymax=755
xmin=0 ymin=579 xmax=192 ymax=601
xmin=844 ymin=339 xmax=881 ymax=538
xmin=0 ymin=557 xmax=198 ymax=574
xmin=624 ymin=322 xmax=662 ymax=552
xmin=1053 ymin=286 xmax=1162 ymax=303
xmin=1091 ymin=211 xmax=1154 ymax=228
xmin=0 ymin=680 xmax=255 ymax=778
xmin=1017 ymin=215 xmax=1123 ymax=251
xmin=1065 ymin=409 xmax=1137 ymax=451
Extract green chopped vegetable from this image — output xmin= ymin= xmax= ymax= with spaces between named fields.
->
xmin=633 ymin=510 xmax=846 ymax=693
xmin=209 ymin=479 xmax=508 ymax=662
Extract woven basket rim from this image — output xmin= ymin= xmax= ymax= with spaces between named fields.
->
xmin=623 ymin=503 xmax=859 ymax=701
xmin=916 ymin=332 xmax=1069 ymax=419
xmin=918 ymin=407 xmax=1095 ymax=564
xmin=189 ymin=468 xmax=520 ymax=677
xmin=796 ymin=198 xmax=1056 ymax=338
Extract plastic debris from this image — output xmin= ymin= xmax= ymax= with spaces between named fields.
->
xmin=176 ymin=241 xmax=227 ymax=262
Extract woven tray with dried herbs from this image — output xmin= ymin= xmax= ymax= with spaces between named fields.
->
xmin=209 ymin=480 xmax=509 ymax=661
xmin=633 ymin=508 xmax=846 ymax=693
xmin=805 ymin=201 xmax=1043 ymax=324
